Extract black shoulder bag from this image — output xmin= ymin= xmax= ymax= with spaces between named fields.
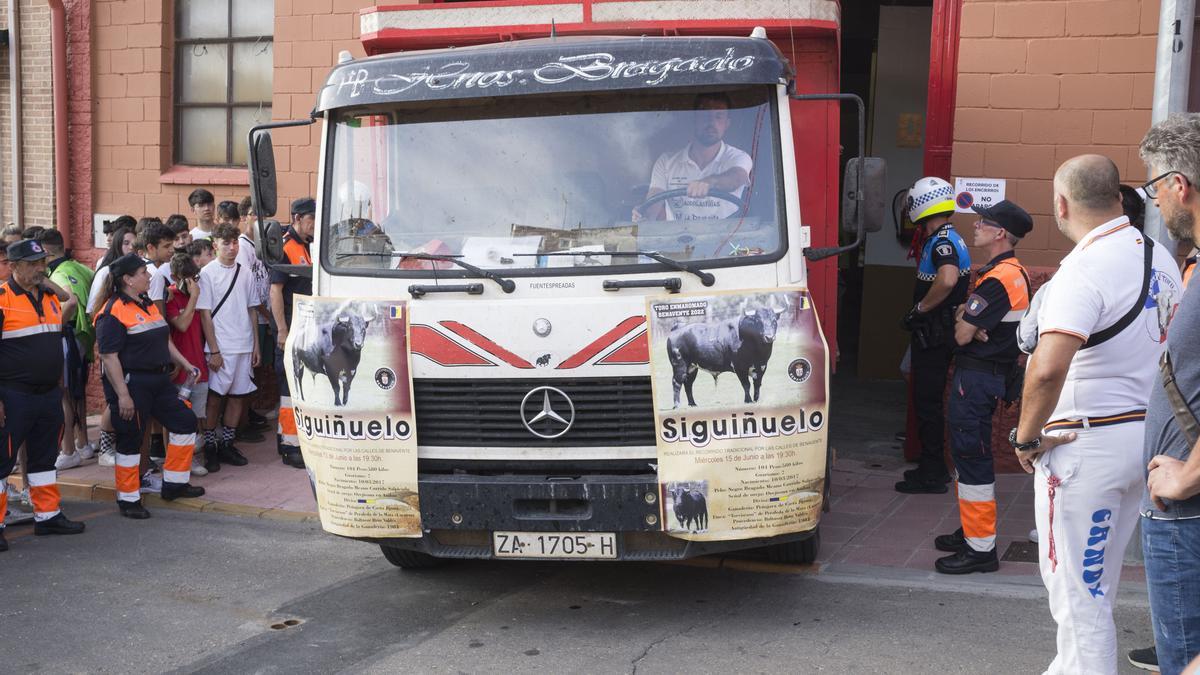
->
xmin=1081 ymin=235 xmax=1153 ymax=349
xmin=210 ymin=263 xmax=242 ymax=319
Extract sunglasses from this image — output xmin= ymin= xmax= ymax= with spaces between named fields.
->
xmin=1140 ymin=171 xmax=1192 ymax=198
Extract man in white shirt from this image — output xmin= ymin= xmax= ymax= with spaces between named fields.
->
xmin=634 ymin=93 xmax=753 ymax=222
xmin=197 ymin=223 xmax=260 ymax=472
xmin=1013 ymin=155 xmax=1182 ymax=674
xmin=188 ymin=189 xmax=216 ymax=241
xmin=142 ymin=223 xmax=178 ymax=317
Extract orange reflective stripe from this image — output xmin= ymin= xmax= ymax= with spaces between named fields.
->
xmin=0 ymin=490 xmax=7 ymax=518
xmin=164 ymin=443 xmax=193 ymax=473
xmin=283 ymin=238 xmax=311 ymax=265
xmin=959 ymin=499 xmax=998 ymax=539
xmin=96 ymin=295 xmax=165 ymax=329
xmin=114 ymin=465 xmax=139 ymax=496
xmin=29 ymin=484 xmax=61 ymax=514
xmin=0 ymin=281 xmax=62 ymax=334
xmin=278 ymin=406 xmax=298 ymax=436
xmin=979 ymin=258 xmax=1030 ymax=312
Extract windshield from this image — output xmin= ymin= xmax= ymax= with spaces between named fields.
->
xmin=324 ymin=86 xmax=783 ymax=276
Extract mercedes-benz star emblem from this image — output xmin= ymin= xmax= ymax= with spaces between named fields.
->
xmin=520 ymin=386 xmax=575 ymax=439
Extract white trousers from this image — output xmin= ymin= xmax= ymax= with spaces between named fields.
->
xmin=1034 ymin=421 xmax=1143 ymax=675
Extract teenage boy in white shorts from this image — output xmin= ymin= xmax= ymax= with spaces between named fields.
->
xmin=197 ymin=223 xmax=260 ymax=472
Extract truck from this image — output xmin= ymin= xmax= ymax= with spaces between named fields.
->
xmin=247 ymin=28 xmax=884 ymax=569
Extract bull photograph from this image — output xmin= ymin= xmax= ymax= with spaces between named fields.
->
xmin=665 ymin=480 xmax=709 ymax=534
xmin=287 ymin=298 xmax=411 ymax=413
xmin=651 ymin=291 xmax=812 ymax=411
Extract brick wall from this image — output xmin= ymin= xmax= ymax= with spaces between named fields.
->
xmin=952 ymin=0 xmax=1161 ymax=269
xmin=88 ymin=0 xmax=408 ymax=259
xmin=0 ymin=0 xmax=56 ymax=231
xmin=270 ymin=0 xmax=388 ymax=215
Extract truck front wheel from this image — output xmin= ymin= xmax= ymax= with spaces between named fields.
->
xmin=380 ymin=545 xmax=444 ymax=570
xmin=763 ymin=529 xmax=820 ymax=565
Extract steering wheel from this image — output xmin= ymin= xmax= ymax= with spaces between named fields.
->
xmin=634 ymin=188 xmax=747 ymax=218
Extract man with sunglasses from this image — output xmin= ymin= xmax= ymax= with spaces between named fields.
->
xmin=933 ymin=200 xmax=1031 ymax=575
xmin=1137 ymin=113 xmax=1200 ymax=675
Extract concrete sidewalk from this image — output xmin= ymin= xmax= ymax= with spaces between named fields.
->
xmin=39 ymin=414 xmax=318 ymax=520
xmin=33 ymin=388 xmax=1144 ymax=584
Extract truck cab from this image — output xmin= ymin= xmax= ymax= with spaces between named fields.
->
xmin=250 ymin=31 xmax=880 ymax=568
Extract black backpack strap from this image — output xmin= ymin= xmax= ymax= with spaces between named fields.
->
xmin=1082 ymin=235 xmax=1153 ymax=349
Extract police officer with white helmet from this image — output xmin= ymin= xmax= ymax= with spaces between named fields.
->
xmin=895 ymin=177 xmax=972 ymax=494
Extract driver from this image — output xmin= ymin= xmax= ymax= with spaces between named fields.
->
xmin=635 ymin=92 xmax=753 ymax=222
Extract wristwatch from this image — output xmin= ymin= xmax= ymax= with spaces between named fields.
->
xmin=1009 ymin=427 xmax=1041 ymax=451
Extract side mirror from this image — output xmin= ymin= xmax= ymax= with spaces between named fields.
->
xmin=258 ymin=219 xmax=286 ymax=266
xmin=842 ymin=157 xmax=887 ymax=233
xmin=248 ymin=129 xmax=278 ymax=219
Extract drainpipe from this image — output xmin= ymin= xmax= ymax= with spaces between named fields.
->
xmin=7 ymin=0 xmax=22 ymax=229
xmin=48 ymin=0 xmax=70 ymax=247
xmin=1144 ymin=0 xmax=1196 ymax=248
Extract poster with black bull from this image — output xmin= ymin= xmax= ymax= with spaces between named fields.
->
xmin=285 ymin=296 xmax=421 ymax=538
xmin=647 ymin=288 xmax=829 ymax=542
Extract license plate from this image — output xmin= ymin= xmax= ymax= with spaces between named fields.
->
xmin=493 ymin=531 xmax=617 ymax=559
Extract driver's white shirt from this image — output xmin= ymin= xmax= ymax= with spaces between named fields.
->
xmin=649 ymin=141 xmax=753 ymax=221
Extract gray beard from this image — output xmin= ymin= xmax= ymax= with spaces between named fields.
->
xmin=1165 ymin=207 xmax=1196 ymax=243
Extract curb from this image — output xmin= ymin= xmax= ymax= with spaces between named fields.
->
xmin=14 ymin=476 xmax=320 ymax=525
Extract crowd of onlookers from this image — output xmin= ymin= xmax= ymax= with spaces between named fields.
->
xmin=2 ymin=188 xmax=313 ymax=525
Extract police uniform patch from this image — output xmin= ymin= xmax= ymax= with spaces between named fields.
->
xmin=965 ymin=294 xmax=988 ymax=317
xmin=935 ymin=243 xmax=953 ymax=258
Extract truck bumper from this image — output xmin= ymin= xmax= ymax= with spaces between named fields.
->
xmin=363 ymin=473 xmax=819 ymax=561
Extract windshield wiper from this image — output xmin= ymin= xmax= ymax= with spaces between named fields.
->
xmin=337 ymin=251 xmax=515 ymax=294
xmin=519 ymin=251 xmax=715 ymax=287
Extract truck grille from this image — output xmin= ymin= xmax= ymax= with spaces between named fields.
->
xmin=412 ymin=377 xmax=655 ymax=447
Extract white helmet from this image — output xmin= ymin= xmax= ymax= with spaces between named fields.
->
xmin=337 ymin=180 xmax=372 ymax=221
xmin=906 ymin=176 xmax=956 ymax=223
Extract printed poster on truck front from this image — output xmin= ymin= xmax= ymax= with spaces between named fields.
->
xmin=647 ymin=288 xmax=829 ymax=542
xmin=285 ymin=296 xmax=421 ymax=538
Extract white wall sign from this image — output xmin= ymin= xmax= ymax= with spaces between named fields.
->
xmin=93 ymin=213 xmax=119 ymax=248
xmin=954 ymin=177 xmax=1006 ymax=214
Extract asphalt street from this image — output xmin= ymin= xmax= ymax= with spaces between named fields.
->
xmin=1 ymin=500 xmax=1154 ymax=674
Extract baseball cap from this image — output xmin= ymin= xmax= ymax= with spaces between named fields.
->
xmin=109 ymin=252 xmax=148 ymax=279
xmin=972 ymin=200 xmax=1033 ymax=239
xmin=291 ymin=197 xmax=316 ymax=216
xmin=7 ymin=239 xmax=49 ymax=262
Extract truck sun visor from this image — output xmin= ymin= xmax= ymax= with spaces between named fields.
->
xmin=317 ymin=36 xmax=793 ymax=112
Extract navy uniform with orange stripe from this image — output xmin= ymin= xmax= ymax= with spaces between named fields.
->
xmin=0 ymin=239 xmax=85 ymax=545
xmin=270 ymin=217 xmax=313 ymax=469
xmin=936 ymin=200 xmax=1033 ymax=575
xmin=94 ymin=255 xmax=203 ymax=512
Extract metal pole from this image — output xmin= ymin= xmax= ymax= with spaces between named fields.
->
xmin=7 ymin=0 xmax=24 ymax=229
xmin=7 ymin=0 xmax=22 ymax=229
xmin=1144 ymin=0 xmax=1195 ymax=247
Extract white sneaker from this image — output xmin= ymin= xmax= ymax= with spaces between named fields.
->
xmin=55 ymin=450 xmax=83 ymax=470
xmin=1029 ymin=528 xmax=1039 ymax=543
xmin=75 ymin=442 xmax=96 ymax=460
xmin=98 ymin=449 xmax=116 ymax=467
xmin=140 ymin=468 xmax=162 ymax=494
xmin=190 ymin=458 xmax=209 ymax=477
